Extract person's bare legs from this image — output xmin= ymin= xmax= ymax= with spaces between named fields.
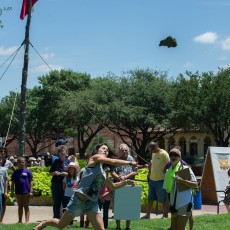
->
xmin=189 ymin=213 xmax=194 ymax=230
xmin=16 ymin=194 xmax=24 ymax=223
xmin=0 ymin=205 xmax=6 ymax=223
xmin=23 ymin=194 xmax=30 ymax=224
xmin=115 ymin=220 xmax=121 ymax=229
xmin=142 ymin=200 xmax=153 ymax=218
xmin=24 ymin=205 xmax=30 ymax=224
xmin=171 ymin=213 xmax=177 ymax=230
xmin=33 ymin=210 xmax=74 ymax=230
xmin=86 ymin=212 xmax=104 ymax=230
xmin=176 ymin=215 xmax=189 ymax=230
xmin=126 ymin=220 xmax=131 ymax=229
xmin=162 ymin=202 xmax=168 ymax=218
xmin=225 ymin=204 xmax=230 ymax=213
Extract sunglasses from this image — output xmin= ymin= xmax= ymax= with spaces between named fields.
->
xmin=169 ymin=153 xmax=179 ymax=157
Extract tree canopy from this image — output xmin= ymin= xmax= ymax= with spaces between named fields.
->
xmin=1 ymin=67 xmax=230 ymax=158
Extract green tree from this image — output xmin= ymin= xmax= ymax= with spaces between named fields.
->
xmin=168 ymin=71 xmax=202 ymax=130
xmin=55 ymin=76 xmax=118 ymax=157
xmin=199 ymin=68 xmax=230 ymax=146
xmin=0 ymin=69 xmax=92 ymax=156
xmin=0 ymin=89 xmax=56 ymax=156
xmin=0 ymin=91 xmax=19 ymax=145
xmin=102 ymin=69 xmax=173 ymax=163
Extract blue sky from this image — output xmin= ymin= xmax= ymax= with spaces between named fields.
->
xmin=1 ymin=0 xmax=230 ymax=99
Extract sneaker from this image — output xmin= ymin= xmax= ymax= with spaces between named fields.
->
xmin=141 ymin=215 xmax=150 ymax=219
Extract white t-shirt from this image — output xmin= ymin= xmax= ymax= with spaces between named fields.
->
xmin=0 ymin=166 xmax=8 ymax=194
xmin=63 ymin=176 xmax=78 ymax=197
xmin=3 ymin=159 xmax=13 ymax=171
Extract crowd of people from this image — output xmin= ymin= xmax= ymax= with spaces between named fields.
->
xmin=1 ymin=140 xmax=229 ymax=230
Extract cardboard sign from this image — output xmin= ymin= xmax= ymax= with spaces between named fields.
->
xmin=113 ymin=185 xmax=142 ymax=220
xmin=175 ymin=168 xmax=191 ymax=192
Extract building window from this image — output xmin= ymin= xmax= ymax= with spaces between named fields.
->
xmin=178 ymin=137 xmax=186 ymax=156
xmin=190 ymin=137 xmax=198 ymax=156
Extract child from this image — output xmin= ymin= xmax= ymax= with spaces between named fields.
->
xmin=11 ymin=156 xmax=33 ymax=224
xmin=62 ymin=162 xmax=79 ymax=225
xmin=98 ymin=184 xmax=112 ymax=229
xmin=224 ymin=168 xmax=230 ymax=213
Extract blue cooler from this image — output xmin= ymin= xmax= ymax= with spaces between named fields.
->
xmin=193 ymin=190 xmax=202 ymax=209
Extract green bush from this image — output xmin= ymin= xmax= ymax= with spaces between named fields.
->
xmin=78 ymin=159 xmax=87 ymax=168
xmin=29 ymin=167 xmax=52 ymax=197
xmin=135 ymin=168 xmax=157 ymax=209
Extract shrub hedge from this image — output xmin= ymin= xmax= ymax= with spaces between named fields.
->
xmin=7 ymin=161 xmax=151 ymax=208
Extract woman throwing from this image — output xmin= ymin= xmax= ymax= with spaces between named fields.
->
xmin=33 ymin=143 xmax=136 ymax=230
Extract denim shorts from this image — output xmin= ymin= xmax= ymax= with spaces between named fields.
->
xmin=66 ymin=193 xmax=100 ymax=217
xmin=148 ymin=179 xmax=166 ymax=203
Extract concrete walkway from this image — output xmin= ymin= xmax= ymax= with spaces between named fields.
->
xmin=2 ymin=204 xmax=228 ymax=225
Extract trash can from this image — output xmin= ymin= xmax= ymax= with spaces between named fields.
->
xmin=193 ymin=190 xmax=202 ymax=210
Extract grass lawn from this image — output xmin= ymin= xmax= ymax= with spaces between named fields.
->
xmin=1 ymin=214 xmax=230 ymax=230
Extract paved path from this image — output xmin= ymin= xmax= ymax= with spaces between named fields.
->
xmin=2 ymin=204 xmax=228 ymax=225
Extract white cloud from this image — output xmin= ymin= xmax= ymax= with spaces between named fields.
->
xmin=0 ymin=46 xmax=19 ymax=55
xmin=31 ymin=64 xmax=63 ymax=73
xmin=221 ymin=37 xmax=230 ymax=50
xmin=41 ymin=52 xmax=55 ymax=60
xmin=193 ymin=32 xmax=218 ymax=44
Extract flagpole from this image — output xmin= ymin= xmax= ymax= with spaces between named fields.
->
xmin=18 ymin=0 xmax=32 ymax=156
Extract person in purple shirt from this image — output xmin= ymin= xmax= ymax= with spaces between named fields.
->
xmin=11 ymin=156 xmax=33 ymax=224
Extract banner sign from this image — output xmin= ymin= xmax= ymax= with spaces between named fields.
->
xmin=201 ymin=147 xmax=230 ymax=203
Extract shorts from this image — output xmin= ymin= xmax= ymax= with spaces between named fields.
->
xmin=15 ymin=193 xmax=30 ymax=206
xmin=224 ymin=189 xmax=230 ymax=205
xmin=175 ymin=203 xmax=192 ymax=217
xmin=66 ymin=193 xmax=100 ymax=217
xmin=1 ymin=194 xmax=6 ymax=206
xmin=148 ymin=179 xmax=166 ymax=203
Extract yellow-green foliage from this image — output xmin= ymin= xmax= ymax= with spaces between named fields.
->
xmin=135 ymin=168 xmax=149 ymax=206
xmin=29 ymin=166 xmax=52 ymax=197
xmin=135 ymin=168 xmax=157 ymax=208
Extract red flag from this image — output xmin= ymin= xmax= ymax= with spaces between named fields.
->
xmin=20 ymin=0 xmax=38 ymax=20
